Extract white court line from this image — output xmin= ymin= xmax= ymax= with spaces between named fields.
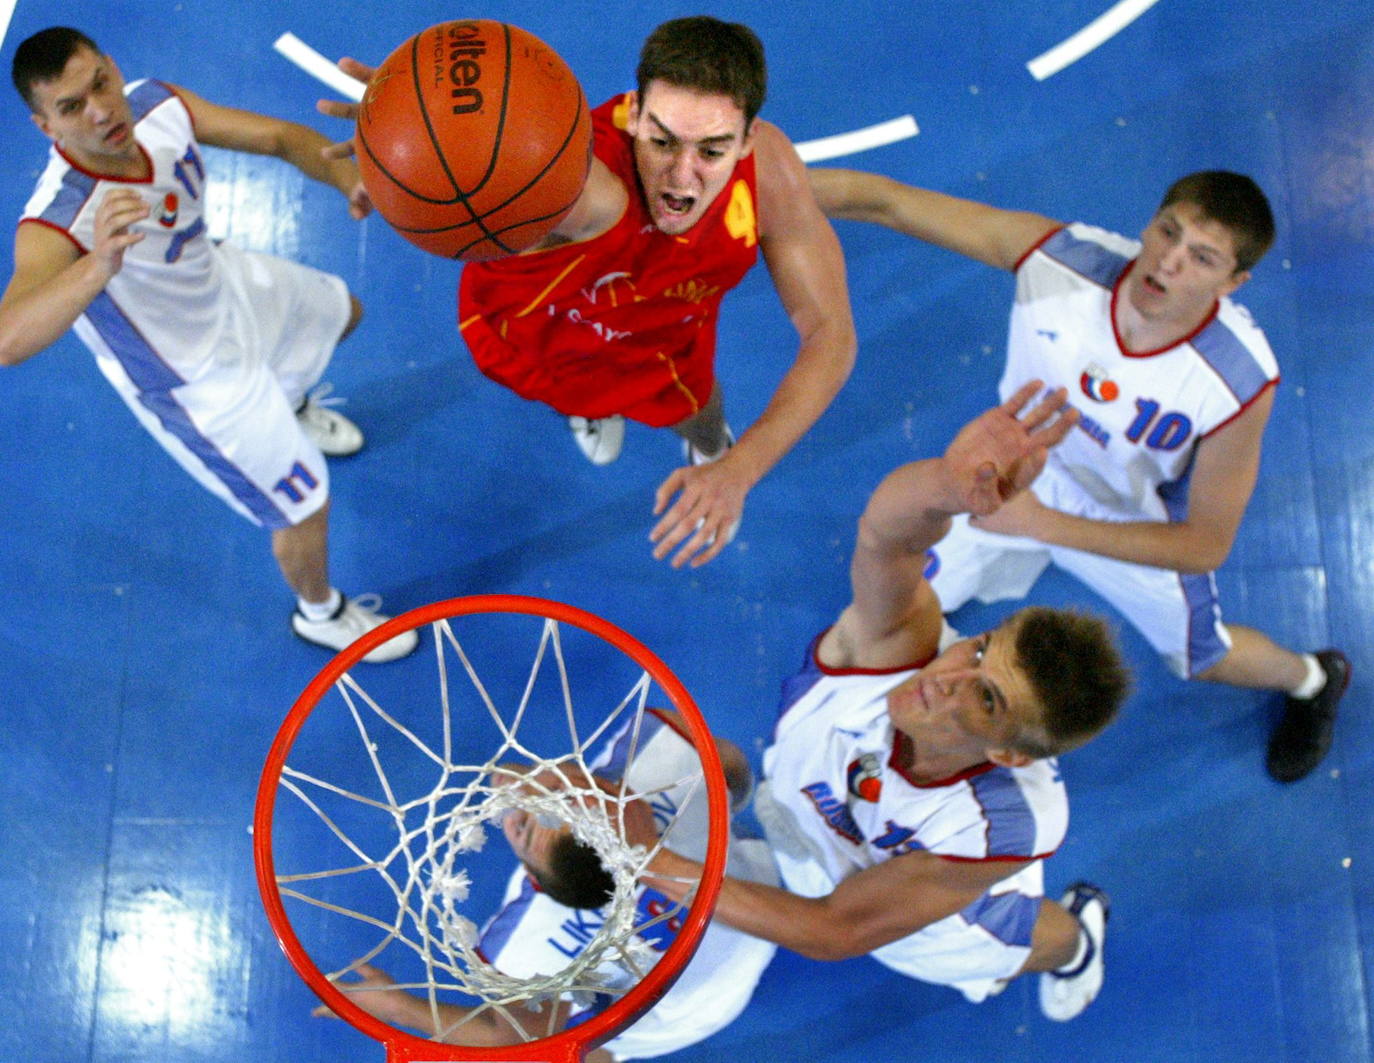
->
xmin=274 ymin=32 xmax=364 ymax=101
xmin=795 ymin=115 xmax=919 ymax=163
xmin=0 ymin=0 xmax=19 ymax=51
xmin=1026 ymin=0 xmax=1163 ymax=81
xmin=275 ymin=30 xmax=917 ymax=163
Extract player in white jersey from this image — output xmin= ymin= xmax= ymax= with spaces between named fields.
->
xmin=634 ymin=385 xmax=1131 ymax=1021
xmin=320 ymin=709 xmax=778 ymax=1059
xmin=0 ymin=27 xmax=414 ymax=662
xmin=810 ymin=167 xmax=1349 ymax=782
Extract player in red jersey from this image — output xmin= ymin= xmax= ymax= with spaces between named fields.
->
xmin=323 ymin=16 xmax=856 ymax=568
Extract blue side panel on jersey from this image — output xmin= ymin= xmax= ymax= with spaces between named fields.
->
xmin=35 ymin=165 xmax=95 ymax=228
xmin=1192 ymin=315 xmax=1274 ymax=403
xmin=1037 ymin=226 xmax=1131 ymax=289
xmin=967 ymin=769 xmax=1038 ymax=857
xmin=125 ymin=77 xmax=174 ymax=120
xmin=959 ymin=887 xmax=1039 ymax=948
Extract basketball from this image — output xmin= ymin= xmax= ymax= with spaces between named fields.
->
xmin=355 ymin=20 xmax=592 ymax=261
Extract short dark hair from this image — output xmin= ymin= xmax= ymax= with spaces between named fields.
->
xmin=529 ymin=833 xmax=615 ymax=910
xmin=1009 ymin=607 xmax=1130 ymax=759
xmin=1159 ymin=170 xmax=1275 ymax=273
xmin=636 ymin=16 xmax=767 ymax=126
xmin=12 ymin=27 xmax=102 ymax=111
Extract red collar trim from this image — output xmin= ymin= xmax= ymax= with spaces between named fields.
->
xmin=1110 ymin=260 xmax=1220 ymax=358
xmin=888 ymin=730 xmax=995 ymax=789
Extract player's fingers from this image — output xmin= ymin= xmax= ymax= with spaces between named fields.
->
xmin=337 ymin=57 xmax=376 ymax=81
xmin=1001 ymin=379 xmax=1044 ymax=417
xmin=316 ymin=98 xmax=360 ymax=122
xmin=1020 ymin=386 xmax=1069 ymax=431
xmin=669 ymin=521 xmax=718 ymax=569
xmin=651 ymin=468 xmax=690 ymax=518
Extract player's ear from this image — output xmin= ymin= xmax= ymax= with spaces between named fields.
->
xmin=30 ymin=110 xmax=55 ymax=141
xmin=1218 ymin=269 xmax=1250 ymax=298
xmin=739 ymin=117 xmax=758 ymax=158
xmin=623 ymin=91 xmax=641 ymax=136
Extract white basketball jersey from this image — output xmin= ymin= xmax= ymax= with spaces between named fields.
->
xmin=479 ymin=711 xmax=777 ymax=1060
xmin=1005 ymin=223 xmax=1280 ymax=522
xmin=759 ymin=641 xmax=1067 ymax=893
xmin=22 ymin=79 xmax=229 ymax=393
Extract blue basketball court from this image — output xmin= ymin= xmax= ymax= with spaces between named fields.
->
xmin=1 ymin=2 xmax=1369 ymax=1060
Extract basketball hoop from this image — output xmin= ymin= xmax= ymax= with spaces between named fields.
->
xmin=254 ymin=595 xmax=729 ymax=1062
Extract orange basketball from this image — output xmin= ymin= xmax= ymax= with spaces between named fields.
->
xmin=355 ymin=20 xmax=592 ymax=261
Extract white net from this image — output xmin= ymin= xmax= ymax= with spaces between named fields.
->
xmin=266 ymin=606 xmax=717 ymax=1047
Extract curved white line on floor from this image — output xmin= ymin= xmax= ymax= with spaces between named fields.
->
xmin=274 ymin=32 xmax=364 ymax=101
xmin=275 ymin=30 xmax=918 ymax=164
xmin=796 ymin=115 xmax=919 ymax=163
xmin=1027 ymin=0 xmax=1163 ymax=81
xmin=0 ymin=1 xmax=19 ymax=50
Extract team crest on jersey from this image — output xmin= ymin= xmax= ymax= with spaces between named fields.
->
xmin=157 ymin=192 xmax=179 ymax=228
xmin=846 ymin=753 xmax=882 ymax=802
xmin=1079 ymin=362 xmax=1119 ymax=403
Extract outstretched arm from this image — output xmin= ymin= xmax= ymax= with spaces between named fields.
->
xmin=973 ymin=386 xmax=1274 ymax=573
xmin=0 ymin=191 xmax=149 ymax=367
xmin=651 ymin=122 xmax=858 ymax=568
xmin=171 ymin=83 xmax=371 ymax=219
xmin=643 ymin=839 xmax=1028 ymax=960
xmin=809 ymin=167 xmax=1059 ymax=271
xmin=315 ymin=963 xmax=612 ymax=1059
xmin=823 ymin=381 xmax=1077 ymax=670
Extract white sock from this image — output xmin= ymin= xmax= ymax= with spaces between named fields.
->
xmin=1289 ymin=654 xmax=1327 ymax=700
xmin=297 ymin=587 xmax=342 ymax=622
xmin=1056 ymin=927 xmax=1090 ymax=975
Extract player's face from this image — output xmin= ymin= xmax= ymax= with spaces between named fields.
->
xmin=28 ymin=46 xmax=138 ymax=168
xmin=887 ymin=625 xmax=1044 ymax=769
xmin=627 ymin=80 xmax=756 ymax=236
xmin=1125 ymin=202 xmax=1249 ymax=332
xmin=501 ymin=809 xmax=566 ymax=879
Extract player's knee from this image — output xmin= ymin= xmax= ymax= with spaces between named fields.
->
xmin=341 ymin=294 xmax=364 ymax=340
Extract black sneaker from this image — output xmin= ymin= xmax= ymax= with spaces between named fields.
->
xmin=1266 ymin=649 xmax=1350 ymax=783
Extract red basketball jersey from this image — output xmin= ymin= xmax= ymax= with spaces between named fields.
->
xmin=458 ymin=93 xmax=760 ymax=426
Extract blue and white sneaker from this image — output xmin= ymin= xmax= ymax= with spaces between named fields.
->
xmin=1039 ymin=882 xmax=1109 ymax=1021
xmin=569 ymin=415 xmax=624 ymax=465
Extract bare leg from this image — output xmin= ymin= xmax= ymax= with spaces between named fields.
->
xmin=272 ymin=501 xmax=331 ymax=604
xmin=670 ymin=383 xmax=731 ymax=457
xmin=340 ymin=294 xmax=364 ymax=343
xmin=1016 ymin=897 xmax=1081 ymax=975
xmin=1196 ymin=624 xmax=1308 ymax=691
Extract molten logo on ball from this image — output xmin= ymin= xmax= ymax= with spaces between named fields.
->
xmin=357 ymin=19 xmax=593 ymax=261
xmin=442 ymin=21 xmax=485 ymax=115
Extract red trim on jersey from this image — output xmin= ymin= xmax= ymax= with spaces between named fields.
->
xmin=18 ymin=216 xmax=88 ymax=255
xmin=646 ymin=706 xmax=693 ymax=744
xmin=1012 ymin=224 xmax=1066 ymax=273
xmin=55 ymin=140 xmax=154 ymax=184
xmin=807 ymin=625 xmax=935 ymax=676
xmin=1199 ymin=376 xmax=1280 ymax=440
xmin=887 ymin=731 xmax=995 ymax=789
xmin=936 ymin=849 xmax=1056 ymax=864
xmin=1110 ymin=260 xmax=1221 ymax=359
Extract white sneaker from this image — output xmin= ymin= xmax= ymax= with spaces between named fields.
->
xmin=569 ymin=415 xmax=624 ymax=465
xmin=1039 ymin=882 xmax=1109 ymax=1021
xmin=681 ymin=424 xmax=735 ymax=466
xmin=291 ymin=593 xmax=418 ymax=663
xmin=296 ymin=384 xmax=364 ymax=457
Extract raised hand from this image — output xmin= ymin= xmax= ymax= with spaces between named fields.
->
xmin=91 ymin=188 xmax=149 ymax=278
xmin=315 ymin=57 xmax=376 ymax=161
xmin=650 ymin=460 xmax=748 ymax=569
xmin=940 ymin=380 xmax=1077 ymax=517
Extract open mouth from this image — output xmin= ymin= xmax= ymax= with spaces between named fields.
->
xmin=662 ymin=192 xmax=695 ymax=216
xmin=1143 ymin=274 xmax=1167 ymax=295
xmin=103 ymin=122 xmax=129 ymax=145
